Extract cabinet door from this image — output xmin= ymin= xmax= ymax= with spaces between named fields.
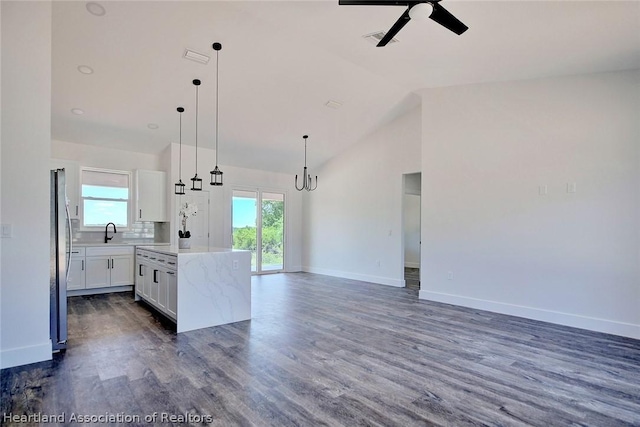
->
xmin=166 ymin=269 xmax=177 ymax=320
xmin=157 ymin=269 xmax=167 ymax=310
xmin=149 ymin=268 xmax=159 ymax=304
xmin=136 ymin=170 xmax=166 ymax=222
xmin=135 ymin=261 xmax=145 ymax=296
xmin=110 ymin=255 xmax=134 ymax=286
xmin=85 ymin=257 xmax=110 ymax=289
xmin=67 ymin=257 xmax=86 ymax=290
xmin=51 ymin=159 xmax=79 ymax=219
xmin=142 ymin=261 xmax=151 ymax=298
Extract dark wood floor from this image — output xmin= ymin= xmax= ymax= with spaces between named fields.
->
xmin=2 ymin=273 xmax=640 ymax=426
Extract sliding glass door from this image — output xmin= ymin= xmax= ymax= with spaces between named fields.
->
xmin=232 ymin=190 xmax=285 ymax=273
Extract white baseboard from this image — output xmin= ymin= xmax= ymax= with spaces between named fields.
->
xmin=0 ymin=341 xmax=52 ymax=369
xmin=404 ymin=262 xmax=420 ymax=269
xmin=68 ymin=285 xmax=133 ymax=297
xmin=419 ymin=290 xmax=640 ymax=340
xmin=303 ymin=266 xmax=404 ymax=288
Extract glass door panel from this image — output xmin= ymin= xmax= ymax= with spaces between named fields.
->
xmin=232 ymin=190 xmax=285 ymax=274
xmin=232 ymin=191 xmax=257 ymax=272
xmin=261 ymin=192 xmax=284 ymax=272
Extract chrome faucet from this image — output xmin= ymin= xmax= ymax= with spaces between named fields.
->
xmin=105 ymin=222 xmax=117 ymax=243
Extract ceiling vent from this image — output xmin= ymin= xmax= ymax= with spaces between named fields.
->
xmin=363 ymin=31 xmax=398 ymax=45
xmin=183 ymin=49 xmax=210 ymax=65
xmin=325 ymin=100 xmax=343 ymax=109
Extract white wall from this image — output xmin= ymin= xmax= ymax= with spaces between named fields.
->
xmin=1 ymin=1 xmax=53 ymax=368
xmin=419 ymin=70 xmax=640 ymax=339
xmin=303 ymin=107 xmax=422 ymax=286
xmin=167 ymin=143 xmax=303 ymax=272
xmin=52 ymin=139 xmax=161 ymax=171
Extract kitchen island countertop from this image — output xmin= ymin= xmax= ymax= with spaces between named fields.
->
xmin=135 ymin=245 xmax=244 ymax=256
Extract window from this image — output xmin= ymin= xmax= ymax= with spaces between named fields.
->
xmin=81 ymin=168 xmax=131 ymax=228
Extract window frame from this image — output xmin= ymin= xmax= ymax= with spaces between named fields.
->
xmin=79 ymin=167 xmax=132 ymax=231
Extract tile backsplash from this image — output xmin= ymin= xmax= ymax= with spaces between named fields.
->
xmin=72 ymin=220 xmax=169 ymax=244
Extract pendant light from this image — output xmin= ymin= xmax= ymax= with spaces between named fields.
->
xmin=210 ymin=42 xmax=223 ymax=186
xmin=295 ymin=135 xmax=318 ymax=191
xmin=190 ymin=79 xmax=202 ymax=191
xmin=174 ymin=107 xmax=186 ymax=195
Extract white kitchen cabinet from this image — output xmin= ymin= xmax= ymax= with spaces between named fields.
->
xmin=51 ymin=158 xmax=80 ymax=219
xmin=135 ymin=170 xmax=166 ymax=222
xmin=67 ymin=247 xmax=86 ymax=290
xmin=166 ymin=269 xmax=177 ymax=320
xmin=136 ymin=248 xmax=177 ymax=321
xmin=85 ymin=246 xmax=134 ymax=289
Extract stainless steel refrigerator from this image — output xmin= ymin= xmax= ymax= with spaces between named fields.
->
xmin=50 ymin=168 xmax=71 ymax=352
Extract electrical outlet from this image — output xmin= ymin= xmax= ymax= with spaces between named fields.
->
xmin=567 ymin=182 xmax=577 ymax=193
xmin=232 ymin=259 xmax=239 ymax=270
xmin=447 ymin=271 xmax=454 ymax=280
xmin=538 ymin=185 xmax=548 ymax=196
xmin=376 ymin=260 xmax=381 ymax=267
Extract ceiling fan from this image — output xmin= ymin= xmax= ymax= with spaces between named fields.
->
xmin=338 ymin=1 xmax=468 ymax=47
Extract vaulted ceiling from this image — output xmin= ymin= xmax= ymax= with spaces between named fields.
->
xmin=52 ymin=1 xmax=640 ymax=173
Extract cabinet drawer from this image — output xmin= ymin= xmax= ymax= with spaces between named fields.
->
xmin=70 ymin=247 xmax=85 ymax=257
xmin=165 ymin=255 xmax=177 ymax=269
xmin=86 ymin=246 xmax=134 ymax=257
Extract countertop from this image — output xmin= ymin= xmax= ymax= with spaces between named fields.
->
xmin=74 ymin=242 xmax=170 ymax=247
xmin=136 ymin=245 xmax=247 ymax=256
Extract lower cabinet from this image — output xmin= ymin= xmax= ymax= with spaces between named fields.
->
xmin=67 ymin=247 xmax=86 ymax=290
xmin=76 ymin=246 xmax=135 ymax=290
xmin=135 ymin=249 xmax=177 ymax=321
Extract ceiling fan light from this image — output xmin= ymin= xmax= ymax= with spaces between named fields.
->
xmin=409 ymin=2 xmax=434 ymax=21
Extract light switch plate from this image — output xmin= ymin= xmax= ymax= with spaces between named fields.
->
xmin=567 ymin=182 xmax=577 ymax=193
xmin=1 ymin=224 xmax=12 ymax=238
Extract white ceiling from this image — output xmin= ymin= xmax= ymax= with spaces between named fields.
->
xmin=51 ymin=1 xmax=640 ymax=173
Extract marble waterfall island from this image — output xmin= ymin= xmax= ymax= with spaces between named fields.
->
xmin=135 ymin=246 xmax=251 ymax=333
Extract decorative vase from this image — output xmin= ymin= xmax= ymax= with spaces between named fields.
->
xmin=178 ymin=237 xmax=191 ymax=249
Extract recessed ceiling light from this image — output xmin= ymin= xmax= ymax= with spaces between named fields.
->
xmin=183 ymin=49 xmax=210 ymax=65
xmin=71 ymin=108 xmax=84 ymax=115
xmin=325 ymin=100 xmax=343 ymax=109
xmin=147 ymin=123 xmax=159 ymax=130
xmin=86 ymin=2 xmax=106 ymax=17
xmin=77 ymin=65 xmax=94 ymax=75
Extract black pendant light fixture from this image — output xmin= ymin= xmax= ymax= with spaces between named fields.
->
xmin=174 ymin=107 xmax=186 ymax=195
xmin=295 ymin=135 xmax=317 ymax=191
xmin=190 ymin=79 xmax=203 ymax=191
xmin=210 ymin=42 xmax=223 ymax=186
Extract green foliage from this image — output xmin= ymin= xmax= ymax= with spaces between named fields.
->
xmin=233 ymin=199 xmax=284 ymax=268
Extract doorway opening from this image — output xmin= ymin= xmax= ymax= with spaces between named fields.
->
xmin=232 ymin=190 xmax=285 ymax=274
xmin=403 ymin=173 xmax=421 ymax=290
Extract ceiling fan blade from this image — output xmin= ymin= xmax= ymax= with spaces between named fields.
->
xmin=339 ymin=1 xmax=410 ymax=5
xmin=429 ymin=2 xmax=468 ymax=35
xmin=377 ymin=9 xmax=411 ymax=47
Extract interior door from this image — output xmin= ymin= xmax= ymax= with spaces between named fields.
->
xmin=177 ymin=192 xmax=210 ymax=249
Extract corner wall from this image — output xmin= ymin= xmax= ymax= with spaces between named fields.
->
xmin=419 ymin=70 xmax=640 ymax=338
xmin=1 ymin=2 xmax=53 ymax=368
xmin=303 ymin=107 xmax=422 ymax=286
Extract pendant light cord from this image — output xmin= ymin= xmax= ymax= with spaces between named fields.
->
xmin=195 ymin=84 xmax=199 ymax=174
xmin=179 ymin=111 xmax=182 ymax=179
xmin=215 ymin=49 xmax=219 ymax=166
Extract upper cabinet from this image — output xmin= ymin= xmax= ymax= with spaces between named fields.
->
xmin=51 ymin=158 xmax=79 ymax=219
xmin=135 ymin=170 xmax=167 ymax=222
